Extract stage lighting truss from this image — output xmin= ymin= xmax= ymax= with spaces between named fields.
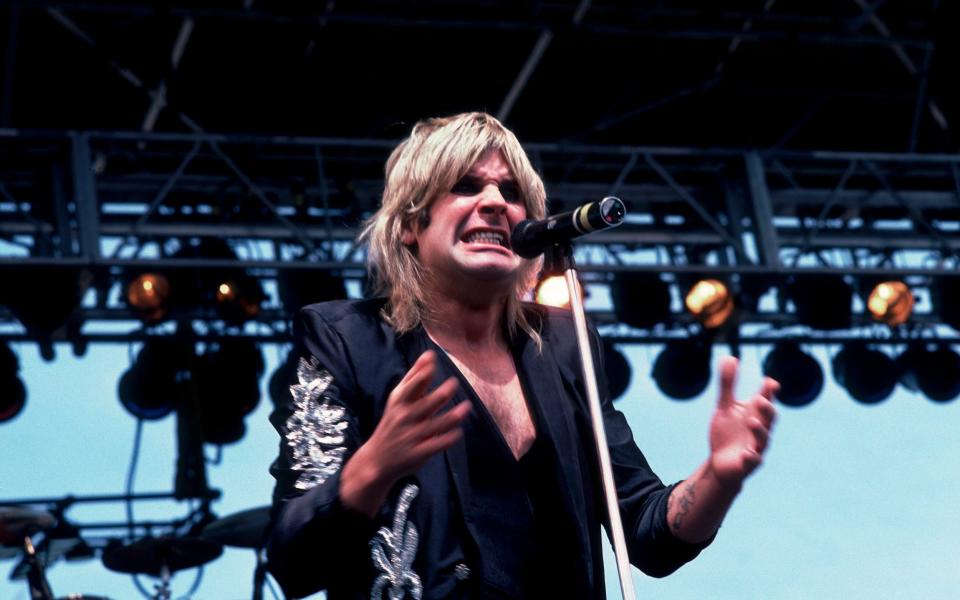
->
xmin=2 ymin=132 xmax=960 ymax=344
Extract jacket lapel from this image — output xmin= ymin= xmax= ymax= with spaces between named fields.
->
xmin=394 ymin=329 xmax=477 ymax=524
xmin=514 ymin=333 xmax=594 ymax=575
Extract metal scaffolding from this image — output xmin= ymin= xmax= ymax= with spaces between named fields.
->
xmin=1 ymin=129 xmax=958 ymax=345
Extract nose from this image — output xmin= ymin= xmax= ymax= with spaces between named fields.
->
xmin=477 ymin=184 xmax=508 ymax=216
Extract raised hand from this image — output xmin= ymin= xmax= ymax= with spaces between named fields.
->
xmin=340 ymin=350 xmax=468 ymax=517
xmin=708 ymin=356 xmax=779 ymax=488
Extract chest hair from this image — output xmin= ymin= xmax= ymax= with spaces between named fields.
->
xmin=445 ymin=350 xmax=536 ymax=460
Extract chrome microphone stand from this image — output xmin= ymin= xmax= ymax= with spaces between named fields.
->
xmin=544 ymin=243 xmax=636 ymax=600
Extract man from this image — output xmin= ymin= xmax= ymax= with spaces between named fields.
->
xmin=267 ymin=112 xmax=778 ymax=599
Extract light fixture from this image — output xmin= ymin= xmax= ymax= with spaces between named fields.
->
xmin=269 ymin=349 xmax=299 ymax=408
xmin=832 ymin=344 xmax=897 ymax=404
xmin=117 ymin=338 xmax=193 ymax=420
xmin=652 ymin=340 xmax=711 ymax=400
xmin=788 ymin=274 xmax=852 ymax=330
xmin=195 ymin=340 xmax=264 ymax=445
xmin=602 ymin=340 xmax=632 ymax=401
xmin=898 ymin=343 xmax=960 ymax=403
xmin=277 ymin=269 xmax=348 ymax=313
xmin=685 ymin=278 xmax=734 ymax=328
xmin=866 ymin=280 xmax=914 ymax=326
xmin=762 ymin=342 xmax=823 ymax=407
xmin=215 ymin=275 xmax=265 ymax=324
xmin=3 ymin=266 xmax=89 ymax=362
xmin=127 ymin=273 xmax=171 ymax=322
xmin=0 ymin=343 xmax=26 ymax=424
xmin=610 ymin=272 xmax=672 ymax=329
xmin=933 ymin=276 xmax=960 ymax=332
xmin=535 ymin=275 xmax=572 ymax=308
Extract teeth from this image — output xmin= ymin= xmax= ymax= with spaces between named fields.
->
xmin=465 ymin=231 xmax=504 ymax=245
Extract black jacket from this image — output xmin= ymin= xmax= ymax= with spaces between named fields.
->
xmin=267 ymin=299 xmax=711 ymax=599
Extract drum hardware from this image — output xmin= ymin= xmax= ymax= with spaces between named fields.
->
xmin=101 ymin=536 xmax=222 ymax=600
xmin=201 ymin=506 xmax=271 ymax=600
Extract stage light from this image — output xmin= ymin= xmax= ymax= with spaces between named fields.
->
xmin=652 ymin=340 xmax=711 ymax=400
xmin=195 ymin=340 xmax=264 ymax=445
xmin=788 ymin=274 xmax=852 ymax=330
xmin=215 ymin=275 xmax=264 ymax=324
xmin=3 ymin=266 xmax=89 ymax=362
xmin=684 ymin=278 xmax=734 ymax=328
xmin=0 ymin=343 xmax=27 ymax=424
xmin=866 ymin=281 xmax=914 ymax=326
xmin=832 ymin=344 xmax=897 ymax=404
xmin=269 ymin=349 xmax=299 ymax=407
xmin=117 ymin=338 xmax=193 ymax=420
xmin=602 ymin=340 xmax=632 ymax=401
xmin=933 ymin=276 xmax=960 ymax=332
xmin=762 ymin=342 xmax=823 ymax=407
xmin=610 ymin=272 xmax=672 ymax=329
xmin=277 ymin=269 xmax=348 ymax=313
xmin=535 ymin=275 xmax=571 ymax=308
xmin=898 ymin=344 xmax=960 ymax=403
xmin=127 ymin=273 xmax=171 ymax=322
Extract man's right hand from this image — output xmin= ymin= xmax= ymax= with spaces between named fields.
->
xmin=339 ymin=350 xmax=468 ymax=517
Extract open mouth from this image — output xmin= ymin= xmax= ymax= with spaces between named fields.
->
xmin=463 ymin=230 xmax=509 ymax=248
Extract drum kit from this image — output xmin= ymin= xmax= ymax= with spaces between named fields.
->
xmin=0 ymin=504 xmax=273 ymax=600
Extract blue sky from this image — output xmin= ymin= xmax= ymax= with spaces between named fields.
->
xmin=2 ymin=337 xmax=958 ymax=600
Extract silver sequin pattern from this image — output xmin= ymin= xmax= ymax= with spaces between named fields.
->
xmin=284 ymin=356 xmax=351 ymax=491
xmin=370 ymin=484 xmax=422 ymax=600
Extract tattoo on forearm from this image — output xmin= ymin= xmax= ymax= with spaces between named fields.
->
xmin=671 ymin=482 xmax=696 ymax=532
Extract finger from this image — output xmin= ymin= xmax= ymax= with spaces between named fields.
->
xmin=748 ymin=416 xmax=770 ymax=454
xmin=752 ymin=395 xmax=777 ymax=429
xmin=757 ymin=376 xmax=780 ymax=402
xmin=419 ymin=400 xmax=471 ymax=439
xmin=717 ymin=356 xmax=739 ymax=409
xmin=408 ymin=376 xmax=460 ymax=421
xmin=392 ymin=352 xmax=439 ymax=406
xmin=416 ymin=427 xmax=464 ymax=457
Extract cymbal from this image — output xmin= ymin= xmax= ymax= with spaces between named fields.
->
xmin=102 ymin=536 xmax=222 ymax=577
xmin=201 ymin=506 xmax=270 ymax=549
xmin=0 ymin=507 xmax=55 ymax=544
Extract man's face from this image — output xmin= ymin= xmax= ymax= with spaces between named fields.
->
xmin=403 ymin=149 xmax=528 ymax=294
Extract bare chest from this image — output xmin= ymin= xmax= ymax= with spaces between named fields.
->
xmin=445 ymin=352 xmax=536 ymax=459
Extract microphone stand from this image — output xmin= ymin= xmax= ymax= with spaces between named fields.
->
xmin=545 ymin=244 xmax=637 ymax=600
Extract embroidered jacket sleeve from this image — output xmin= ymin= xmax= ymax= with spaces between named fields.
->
xmin=267 ymin=306 xmax=375 ymax=598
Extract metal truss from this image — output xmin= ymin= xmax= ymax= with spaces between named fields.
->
xmin=1 ymin=129 xmax=959 ymax=345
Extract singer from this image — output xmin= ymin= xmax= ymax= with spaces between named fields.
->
xmin=266 ymin=112 xmax=778 ymax=599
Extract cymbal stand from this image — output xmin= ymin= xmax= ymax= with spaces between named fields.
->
xmin=23 ymin=535 xmax=54 ymax=600
xmin=153 ymin=563 xmax=172 ymax=600
xmin=252 ymin=547 xmax=268 ymax=600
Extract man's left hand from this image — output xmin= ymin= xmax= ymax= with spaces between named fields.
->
xmin=707 ymin=356 xmax=778 ymax=488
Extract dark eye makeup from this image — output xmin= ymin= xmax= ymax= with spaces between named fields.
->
xmin=451 ymin=176 xmax=522 ymax=203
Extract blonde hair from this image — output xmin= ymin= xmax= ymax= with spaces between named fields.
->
xmin=361 ymin=112 xmax=547 ymax=344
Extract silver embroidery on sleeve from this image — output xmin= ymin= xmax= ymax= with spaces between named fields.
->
xmin=370 ymin=484 xmax=422 ymax=600
xmin=284 ymin=356 xmax=350 ymax=491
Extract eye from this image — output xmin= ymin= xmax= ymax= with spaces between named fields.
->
xmin=498 ymin=182 xmax=522 ymax=203
xmin=451 ymin=176 xmax=483 ymax=196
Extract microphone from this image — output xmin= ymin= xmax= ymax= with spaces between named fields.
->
xmin=511 ymin=196 xmax=626 ymax=259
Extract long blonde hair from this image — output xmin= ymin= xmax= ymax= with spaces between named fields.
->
xmin=361 ymin=112 xmax=547 ymax=343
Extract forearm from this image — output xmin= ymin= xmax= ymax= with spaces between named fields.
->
xmin=666 ymin=461 xmax=742 ymax=544
xmin=339 ymin=443 xmax=396 ymax=518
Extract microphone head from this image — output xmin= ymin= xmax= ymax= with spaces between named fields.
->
xmin=598 ymin=196 xmax=625 ymax=226
xmin=510 ymin=219 xmax=540 ymax=259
